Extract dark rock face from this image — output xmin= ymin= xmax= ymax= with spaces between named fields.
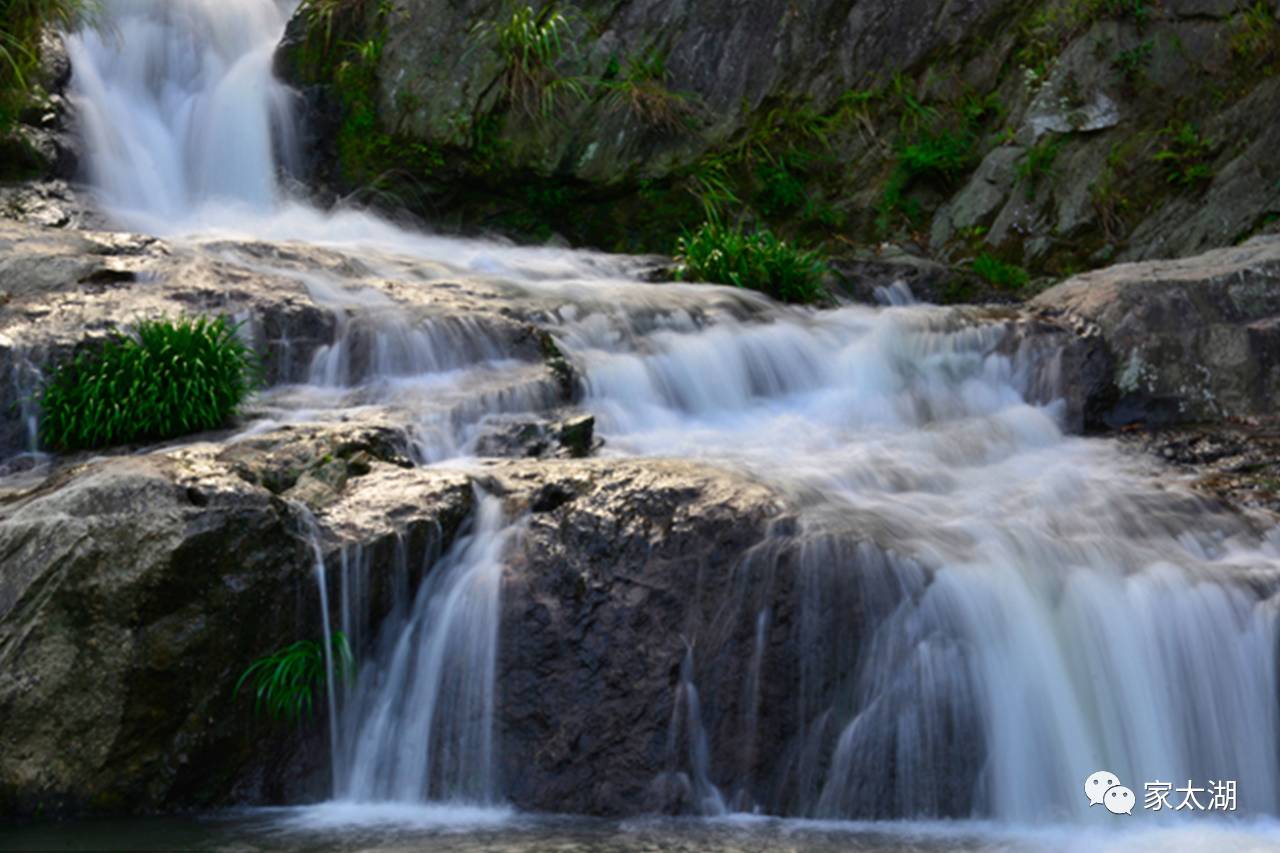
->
xmin=1032 ymin=236 xmax=1280 ymax=427
xmin=495 ymin=461 xmax=791 ymax=815
xmin=0 ymin=455 xmax=321 ymax=814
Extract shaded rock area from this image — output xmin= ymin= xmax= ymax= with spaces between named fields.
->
xmin=0 ymin=415 xmax=851 ymax=816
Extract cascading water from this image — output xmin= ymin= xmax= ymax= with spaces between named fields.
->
xmin=334 ymin=494 xmax=520 ymax=804
xmin=65 ymin=0 xmax=297 ymax=228
xmin=60 ymin=0 xmax=1280 ymax=842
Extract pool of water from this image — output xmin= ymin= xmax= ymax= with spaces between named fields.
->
xmin=5 ymin=810 xmax=1280 ymax=853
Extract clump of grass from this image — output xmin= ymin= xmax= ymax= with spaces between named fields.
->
xmin=471 ymin=3 xmax=584 ymax=117
xmin=674 ymin=221 xmax=828 ymax=304
xmin=1229 ymin=2 xmax=1280 ymax=74
xmin=877 ymin=126 xmax=978 ymax=231
xmin=39 ymin=317 xmax=258 ymax=452
xmin=600 ymin=50 xmax=694 ymax=131
xmin=1153 ymin=121 xmax=1214 ymax=187
xmin=1111 ymin=40 xmax=1153 ymax=82
xmin=972 ymin=253 xmax=1030 ymax=290
xmin=235 ymin=633 xmax=354 ymax=724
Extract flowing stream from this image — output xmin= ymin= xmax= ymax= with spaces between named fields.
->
xmin=45 ymin=0 xmax=1280 ymax=848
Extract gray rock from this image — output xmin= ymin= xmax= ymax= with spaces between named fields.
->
xmin=1032 ymin=236 xmax=1280 ymax=425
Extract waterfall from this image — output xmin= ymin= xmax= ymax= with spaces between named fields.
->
xmin=61 ymin=0 xmax=1280 ymax=834
xmin=64 ymin=0 xmax=296 ymax=229
xmin=334 ymin=494 xmax=520 ymax=804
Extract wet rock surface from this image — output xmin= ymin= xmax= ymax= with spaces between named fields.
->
xmin=1118 ymin=418 xmax=1280 ymax=518
xmin=0 ymin=216 xmax=1278 ymax=820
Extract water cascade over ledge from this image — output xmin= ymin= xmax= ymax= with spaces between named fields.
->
xmin=51 ymin=0 xmax=1280 ymax=835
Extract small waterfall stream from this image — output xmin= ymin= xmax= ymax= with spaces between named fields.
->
xmin=59 ymin=0 xmax=1280 ymax=840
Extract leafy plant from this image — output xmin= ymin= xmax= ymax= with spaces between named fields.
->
xmin=1153 ymin=121 xmax=1214 ymax=187
xmin=755 ymin=156 xmax=808 ymax=218
xmin=682 ymin=153 xmax=741 ymax=222
xmin=1017 ymin=135 xmax=1062 ymax=199
xmin=1 ymin=0 xmax=87 ymax=140
xmin=1229 ymin=2 xmax=1280 ymax=73
xmin=471 ymin=3 xmax=584 ymax=117
xmin=877 ymin=126 xmax=977 ymax=232
xmin=674 ymin=221 xmax=828 ymax=304
xmin=599 ymin=50 xmax=694 ymax=130
xmin=1112 ymin=40 xmax=1153 ymax=81
xmin=235 ymin=632 xmax=354 ymax=723
xmin=39 ymin=316 xmax=258 ymax=452
xmin=972 ymin=253 xmax=1030 ymax=290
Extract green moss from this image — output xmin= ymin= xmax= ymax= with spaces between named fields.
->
xmin=1017 ymin=135 xmax=1062 ymax=199
xmin=1112 ymin=40 xmax=1153 ymax=82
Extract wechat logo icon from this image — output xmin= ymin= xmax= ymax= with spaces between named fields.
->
xmin=1085 ymin=770 xmax=1134 ymax=816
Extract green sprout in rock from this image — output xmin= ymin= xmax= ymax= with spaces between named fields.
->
xmin=471 ymin=3 xmax=584 ymax=118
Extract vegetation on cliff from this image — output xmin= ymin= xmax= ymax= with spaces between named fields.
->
xmin=0 ymin=0 xmax=81 ymax=175
xmin=277 ymin=0 xmax=1280 ymax=302
xmin=236 ymin=632 xmax=354 ymax=723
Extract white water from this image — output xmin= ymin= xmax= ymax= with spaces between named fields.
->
xmin=334 ymin=494 xmax=520 ymax=804
xmin=62 ymin=0 xmax=1280 ymax=844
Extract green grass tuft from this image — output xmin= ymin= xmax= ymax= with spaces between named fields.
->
xmin=972 ymin=253 xmax=1030 ymax=290
xmin=471 ymin=3 xmax=584 ymax=118
xmin=1153 ymin=121 xmax=1215 ymax=187
xmin=675 ymin=221 xmax=828 ymax=304
xmin=235 ymin=633 xmax=354 ymax=724
xmin=39 ymin=316 xmax=259 ymax=452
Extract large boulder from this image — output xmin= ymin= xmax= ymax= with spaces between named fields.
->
xmin=1032 ymin=236 xmax=1280 ymax=426
xmin=0 ymin=424 xmax=476 ymax=815
xmin=0 ymin=453 xmax=319 ymax=814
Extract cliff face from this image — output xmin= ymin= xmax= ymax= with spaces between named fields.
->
xmin=279 ymin=0 xmax=1280 ymax=282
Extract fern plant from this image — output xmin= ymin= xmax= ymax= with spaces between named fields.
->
xmin=235 ymin=632 xmax=354 ymax=723
xmin=39 ymin=316 xmax=259 ymax=452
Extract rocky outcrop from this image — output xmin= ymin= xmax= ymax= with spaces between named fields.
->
xmin=1032 ymin=235 xmax=1280 ymax=426
xmin=0 ymin=220 xmax=586 ymax=459
xmin=0 ymin=416 xmax=853 ymax=816
xmin=278 ymin=0 xmax=1280 ymax=272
